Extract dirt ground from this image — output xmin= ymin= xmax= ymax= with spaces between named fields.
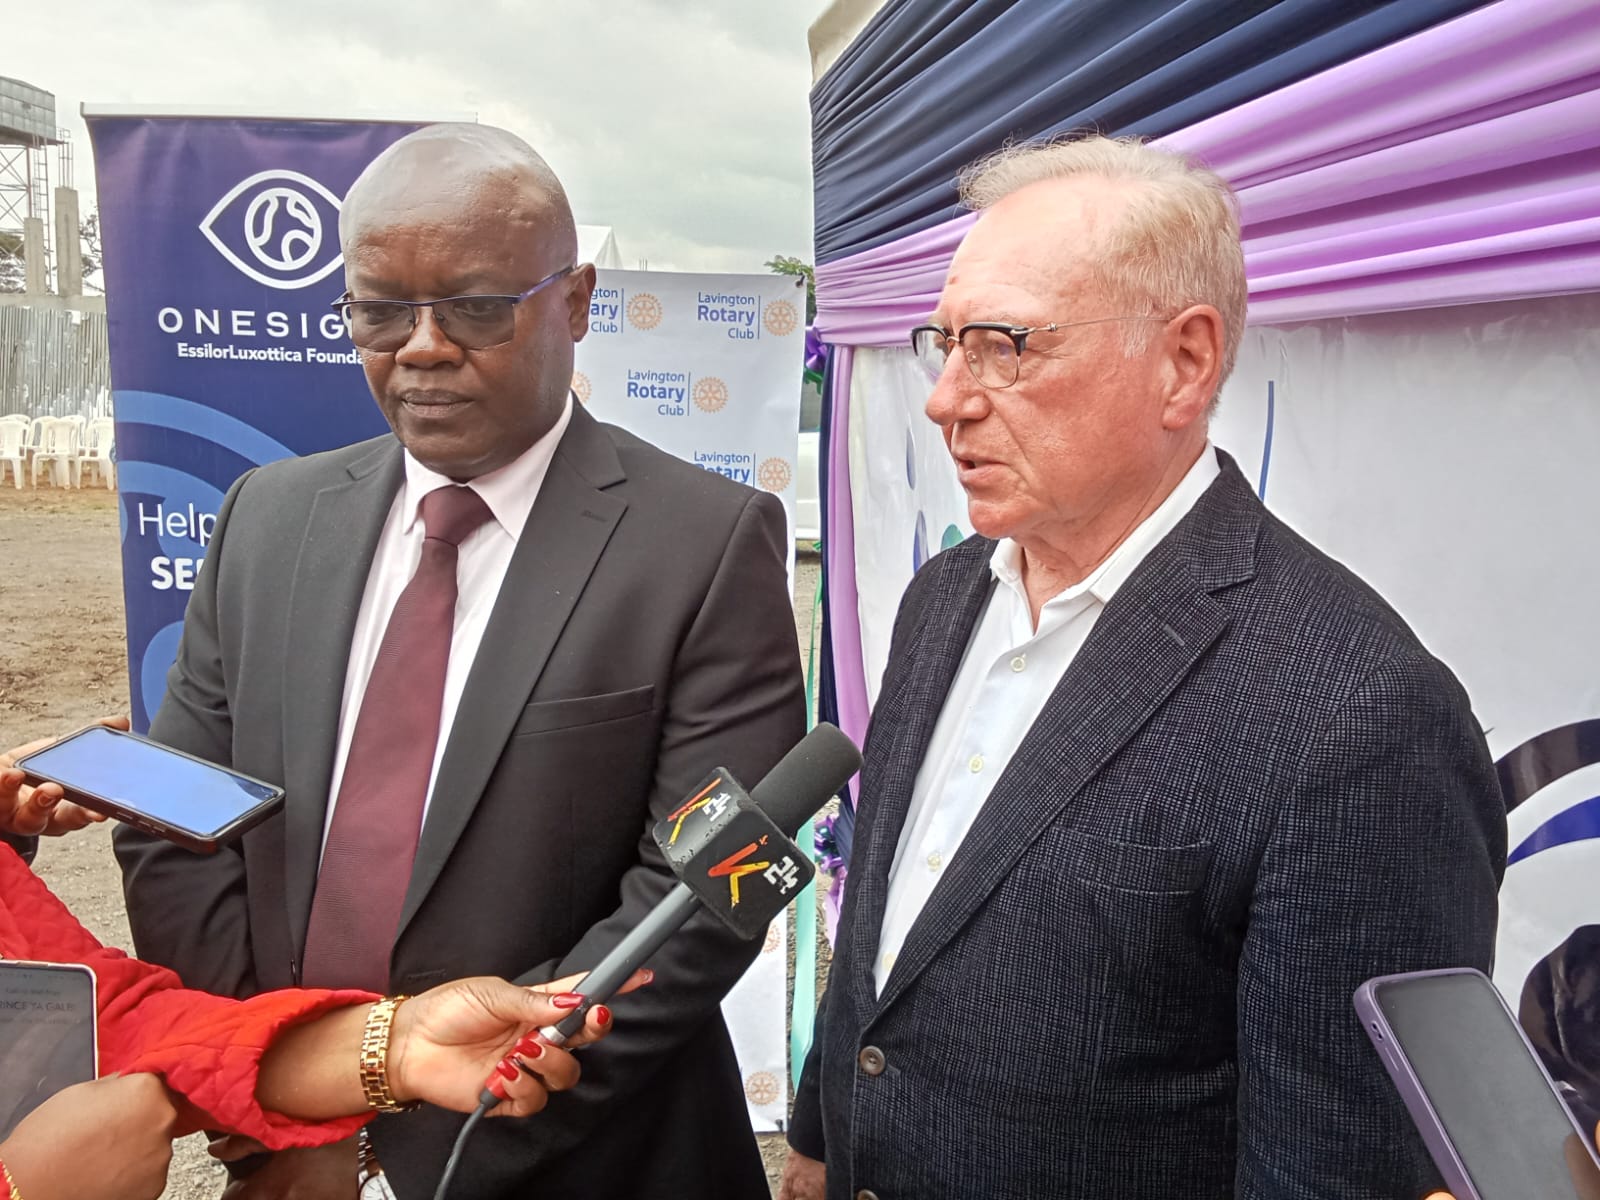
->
xmin=0 ymin=483 xmax=824 ymax=1198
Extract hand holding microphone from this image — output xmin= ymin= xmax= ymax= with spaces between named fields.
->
xmin=438 ymin=724 xmax=862 ymax=1200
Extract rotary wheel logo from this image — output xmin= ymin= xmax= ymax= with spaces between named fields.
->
xmin=692 ymin=376 xmax=729 ymax=413
xmin=744 ymin=1071 xmax=781 ymax=1107
xmin=570 ymin=371 xmax=592 ymax=404
xmin=763 ymin=299 xmax=799 ymax=337
xmin=626 ymin=292 xmax=663 ymax=330
xmin=757 ymin=457 xmax=793 ymax=493
xmin=762 ymin=922 xmax=781 ymax=954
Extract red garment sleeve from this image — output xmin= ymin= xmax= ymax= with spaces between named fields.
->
xmin=1 ymin=846 xmax=375 ymax=1149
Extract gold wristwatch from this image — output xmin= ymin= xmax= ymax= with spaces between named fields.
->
xmin=359 ymin=995 xmax=415 ymax=1113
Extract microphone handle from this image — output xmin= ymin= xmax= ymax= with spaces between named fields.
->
xmin=538 ymin=880 xmax=701 ymax=1046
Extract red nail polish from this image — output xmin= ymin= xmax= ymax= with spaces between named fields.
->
xmin=640 ymin=969 xmax=655 ymax=985
xmin=593 ymin=1004 xmax=612 ymax=1026
xmin=495 ymin=1059 xmax=519 ymax=1081
xmin=551 ymin=992 xmax=585 ymax=1010
xmin=515 ymin=1036 xmax=544 ymax=1058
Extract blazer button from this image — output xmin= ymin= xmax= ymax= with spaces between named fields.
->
xmin=856 ymin=1191 xmax=881 ymax=1200
xmin=857 ymin=1045 xmax=886 ymax=1076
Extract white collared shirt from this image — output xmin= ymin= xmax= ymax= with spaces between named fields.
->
xmin=321 ymin=396 xmax=574 ymax=850
xmin=872 ymin=445 xmax=1221 ymax=994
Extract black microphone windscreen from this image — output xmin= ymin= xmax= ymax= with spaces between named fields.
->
xmin=749 ymin=722 xmax=861 ymax=837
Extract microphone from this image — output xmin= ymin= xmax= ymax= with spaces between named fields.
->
xmin=537 ymin=719 xmax=862 ymax=1044
xmin=436 ymin=725 xmax=861 ymax=1200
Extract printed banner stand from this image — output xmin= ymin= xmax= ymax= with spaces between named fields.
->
xmin=575 ymin=268 xmax=808 ymax=579
xmin=85 ymin=108 xmax=445 ymax=732
xmin=573 ymin=268 xmax=806 ymax=1127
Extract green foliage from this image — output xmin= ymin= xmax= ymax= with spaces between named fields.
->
xmin=764 ymin=255 xmax=816 ymax=324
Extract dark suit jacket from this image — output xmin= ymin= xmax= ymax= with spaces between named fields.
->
xmin=791 ymin=456 xmax=1506 ymax=1200
xmin=115 ymin=405 xmax=805 ymax=1198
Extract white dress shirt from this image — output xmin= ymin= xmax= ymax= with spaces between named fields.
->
xmin=872 ymin=445 xmax=1221 ymax=993
xmin=321 ymin=396 xmax=574 ymax=851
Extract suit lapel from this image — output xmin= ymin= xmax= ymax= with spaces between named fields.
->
xmin=872 ymin=459 xmax=1261 ymax=1017
xmin=846 ymin=545 xmax=995 ymax=1030
xmin=397 ymin=406 xmax=627 ymax=936
xmin=282 ymin=439 xmax=404 ymax=964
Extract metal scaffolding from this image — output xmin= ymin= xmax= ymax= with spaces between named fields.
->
xmin=0 ymin=77 xmax=64 ymax=294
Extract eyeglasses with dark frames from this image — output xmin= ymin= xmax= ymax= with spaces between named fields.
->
xmin=332 ymin=265 xmax=577 ymax=352
xmin=910 ymin=317 xmax=1169 ymax=389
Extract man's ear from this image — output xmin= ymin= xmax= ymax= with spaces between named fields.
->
xmin=567 ymin=264 xmax=598 ymax=342
xmin=1160 ymin=304 xmax=1224 ymax=430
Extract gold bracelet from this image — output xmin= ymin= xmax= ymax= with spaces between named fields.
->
xmin=2 ymin=1158 xmax=23 ymax=1200
xmin=359 ymin=995 xmax=416 ymax=1113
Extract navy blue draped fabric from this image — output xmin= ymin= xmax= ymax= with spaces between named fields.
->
xmin=812 ymin=0 xmax=1494 ymax=262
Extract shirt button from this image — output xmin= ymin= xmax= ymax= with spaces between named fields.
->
xmin=968 ymin=753 xmax=984 ymax=773
xmin=927 ymin=851 xmax=943 ymax=872
xmin=1011 ymin=654 xmax=1026 ymax=672
xmin=858 ymin=1046 xmax=887 ymax=1076
xmin=882 ymin=951 xmax=896 ymax=971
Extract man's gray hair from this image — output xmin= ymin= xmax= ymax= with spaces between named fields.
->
xmin=958 ymin=134 xmax=1247 ymax=389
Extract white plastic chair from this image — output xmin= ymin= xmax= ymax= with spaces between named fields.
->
xmin=24 ymin=416 xmax=46 ymax=462
xmin=75 ymin=417 xmax=116 ymax=489
xmin=31 ymin=418 xmax=78 ymax=488
xmin=0 ymin=416 xmax=27 ymax=489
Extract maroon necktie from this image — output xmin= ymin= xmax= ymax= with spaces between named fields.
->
xmin=300 ymin=484 xmax=493 ymax=991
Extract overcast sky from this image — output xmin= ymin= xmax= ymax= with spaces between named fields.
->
xmin=12 ymin=0 xmax=821 ymax=273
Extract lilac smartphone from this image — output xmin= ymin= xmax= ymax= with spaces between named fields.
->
xmin=1355 ymin=967 xmax=1600 ymax=1200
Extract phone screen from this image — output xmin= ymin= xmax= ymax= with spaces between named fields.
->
xmin=0 ymin=962 xmax=96 ymax=1140
xmin=1376 ymin=971 xmax=1600 ymax=1200
xmin=21 ymin=726 xmax=280 ymax=839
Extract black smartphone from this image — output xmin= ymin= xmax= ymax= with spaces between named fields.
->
xmin=0 ymin=960 xmax=97 ymax=1140
xmin=16 ymin=725 xmax=284 ymax=854
xmin=1356 ymin=967 xmax=1600 ymax=1200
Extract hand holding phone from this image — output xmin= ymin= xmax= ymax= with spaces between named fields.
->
xmin=16 ymin=726 xmax=284 ymax=854
xmin=1356 ymin=967 xmax=1600 ymax=1200
xmin=0 ymin=718 xmax=130 ymax=838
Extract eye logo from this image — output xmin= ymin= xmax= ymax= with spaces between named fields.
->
xmin=763 ymin=299 xmax=799 ymax=337
xmin=757 ymin=457 xmax=793 ymax=493
xmin=199 ymin=170 xmax=345 ymax=290
xmin=626 ymin=292 xmax=663 ymax=330
xmin=692 ymin=376 xmax=729 ymax=413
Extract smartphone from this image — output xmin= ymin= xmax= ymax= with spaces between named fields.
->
xmin=1356 ymin=967 xmax=1600 ymax=1200
xmin=0 ymin=961 xmax=97 ymax=1140
xmin=16 ymin=725 xmax=284 ymax=854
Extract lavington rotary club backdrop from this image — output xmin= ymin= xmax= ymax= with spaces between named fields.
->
xmin=87 ymin=116 xmax=806 ymax=1133
xmin=573 ymin=271 xmax=806 ymax=1129
xmin=573 ymin=269 xmax=807 ymax=580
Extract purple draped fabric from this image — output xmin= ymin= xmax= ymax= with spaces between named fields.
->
xmin=816 ymin=0 xmax=1600 ymax=342
xmin=824 ymin=345 xmax=870 ymax=779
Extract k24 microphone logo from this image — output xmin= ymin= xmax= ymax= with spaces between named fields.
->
xmin=657 ymin=773 xmax=808 ymax=918
xmin=708 ymin=836 xmax=802 ymax=908
xmin=199 ymin=169 xmax=346 ymax=290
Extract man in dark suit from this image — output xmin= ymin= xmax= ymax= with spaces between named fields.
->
xmin=115 ymin=124 xmax=803 ymax=1199
xmin=780 ymin=135 xmax=1506 ymax=1200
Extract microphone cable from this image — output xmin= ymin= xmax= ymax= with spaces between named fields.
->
xmin=433 ymin=1099 xmax=489 ymax=1200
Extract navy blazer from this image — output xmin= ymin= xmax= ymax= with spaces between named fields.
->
xmin=792 ymin=455 xmax=1506 ymax=1200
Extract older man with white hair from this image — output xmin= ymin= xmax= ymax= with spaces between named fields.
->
xmin=781 ymin=135 xmax=1505 ymax=1200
